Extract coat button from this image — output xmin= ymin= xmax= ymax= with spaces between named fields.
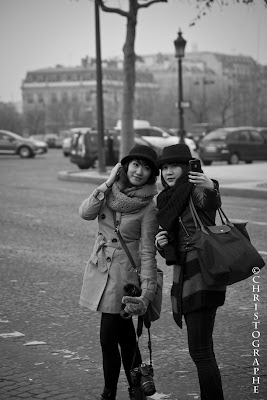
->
xmin=101 ymin=214 xmax=106 ymax=219
xmin=106 ymin=257 xmax=111 ymax=263
xmin=112 ymin=238 xmax=117 ymax=243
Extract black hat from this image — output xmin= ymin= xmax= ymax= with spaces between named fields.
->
xmin=121 ymin=145 xmax=159 ymax=174
xmin=156 ymin=144 xmax=192 ymax=168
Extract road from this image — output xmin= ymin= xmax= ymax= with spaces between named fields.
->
xmin=0 ymin=150 xmax=266 ymax=400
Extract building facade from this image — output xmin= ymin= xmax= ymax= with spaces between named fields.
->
xmin=137 ymin=51 xmax=267 ymax=130
xmin=21 ymin=52 xmax=267 ymax=135
xmin=21 ymin=61 xmax=158 ymax=134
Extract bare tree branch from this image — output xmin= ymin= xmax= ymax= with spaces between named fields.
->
xmin=190 ymin=0 xmax=267 ymax=26
xmin=96 ymin=0 xmax=129 ymax=18
xmin=137 ymin=0 xmax=167 ymax=10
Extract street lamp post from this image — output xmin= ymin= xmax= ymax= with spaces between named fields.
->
xmin=95 ymin=0 xmax=106 ymax=173
xmin=174 ymin=30 xmax=187 ymax=144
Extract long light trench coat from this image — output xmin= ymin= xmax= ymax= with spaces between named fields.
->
xmin=79 ymin=188 xmax=158 ymax=314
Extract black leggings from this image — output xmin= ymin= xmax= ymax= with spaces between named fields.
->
xmin=100 ymin=313 xmax=142 ymax=391
xmin=184 ymin=307 xmax=224 ymax=400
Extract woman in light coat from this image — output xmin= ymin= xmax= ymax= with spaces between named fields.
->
xmin=79 ymin=145 xmax=159 ymax=400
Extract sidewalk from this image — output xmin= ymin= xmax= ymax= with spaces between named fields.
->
xmin=58 ymin=162 xmax=267 ymax=200
xmin=0 ymin=161 xmax=266 ymax=400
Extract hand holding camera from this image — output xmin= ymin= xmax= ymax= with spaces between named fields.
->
xmin=188 ymin=159 xmax=214 ymax=190
xmin=120 ymin=284 xmax=142 ymax=319
xmin=122 ymin=296 xmax=147 ymax=316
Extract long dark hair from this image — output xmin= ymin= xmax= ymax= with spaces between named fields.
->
xmin=120 ymin=158 xmax=158 ymax=186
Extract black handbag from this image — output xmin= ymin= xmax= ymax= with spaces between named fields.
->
xmin=189 ymin=197 xmax=265 ymax=286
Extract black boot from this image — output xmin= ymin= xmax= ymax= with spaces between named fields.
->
xmin=128 ymin=386 xmax=147 ymax=400
xmin=100 ymin=387 xmax=117 ymax=400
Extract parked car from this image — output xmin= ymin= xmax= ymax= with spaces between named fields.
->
xmin=62 ymin=137 xmax=72 ymax=156
xmin=70 ymin=123 xmax=200 ymax=170
xmin=69 ymin=128 xmax=158 ymax=169
xmin=70 ymin=128 xmax=116 ymax=169
xmin=115 ymin=122 xmax=199 ymax=159
xmin=62 ymin=128 xmax=89 ymax=157
xmin=257 ymin=127 xmax=267 ymax=140
xmin=198 ymin=126 xmax=267 ymax=165
xmin=43 ymin=133 xmax=62 ymax=148
xmin=0 ymin=130 xmax=48 ymax=158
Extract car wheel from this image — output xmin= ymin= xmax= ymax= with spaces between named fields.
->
xmin=18 ymin=146 xmax=33 ymax=158
xmin=228 ymin=153 xmax=239 ymax=165
xmin=78 ymin=165 xmax=90 ymax=170
xmin=245 ymin=160 xmax=253 ymax=164
xmin=202 ymin=160 xmax=212 ymax=166
xmin=63 ymin=152 xmax=69 ymax=157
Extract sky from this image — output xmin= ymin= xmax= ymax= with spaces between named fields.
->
xmin=0 ymin=0 xmax=267 ymax=103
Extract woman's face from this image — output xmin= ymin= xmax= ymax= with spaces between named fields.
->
xmin=127 ymin=159 xmax=152 ymax=186
xmin=162 ymin=163 xmax=183 ymax=187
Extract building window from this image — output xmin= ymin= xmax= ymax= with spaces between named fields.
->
xmin=27 ymin=94 xmax=34 ymax=104
xmin=62 ymin=92 xmax=68 ymax=103
xmin=72 ymin=93 xmax=78 ymax=102
xmin=51 ymin=93 xmax=58 ymax=103
xmin=38 ymin=93 xmax=44 ymax=103
xmin=37 ymin=75 xmax=45 ymax=82
xmin=49 ymin=74 xmax=58 ymax=82
xmin=85 ymin=91 xmax=91 ymax=102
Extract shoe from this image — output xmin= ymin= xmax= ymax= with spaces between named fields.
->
xmin=100 ymin=387 xmax=117 ymax=400
xmin=128 ymin=386 xmax=147 ymax=400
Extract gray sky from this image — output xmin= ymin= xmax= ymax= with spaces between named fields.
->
xmin=1 ymin=0 xmax=266 ymax=103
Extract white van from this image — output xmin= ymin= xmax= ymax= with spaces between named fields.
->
xmin=114 ymin=119 xmax=151 ymax=130
xmin=114 ymin=120 xmax=199 ymax=158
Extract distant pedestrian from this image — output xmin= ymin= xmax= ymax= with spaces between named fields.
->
xmin=155 ymin=144 xmax=225 ymax=400
xmin=79 ymin=145 xmax=159 ymax=400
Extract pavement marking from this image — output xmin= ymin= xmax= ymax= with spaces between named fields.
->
xmin=0 ymin=331 xmax=25 ymax=338
xmin=24 ymin=341 xmax=47 ymax=346
xmin=149 ymin=394 xmax=171 ymax=399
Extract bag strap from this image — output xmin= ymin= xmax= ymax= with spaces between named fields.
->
xmin=217 ymin=207 xmax=234 ymax=227
xmin=189 ymin=196 xmax=234 ymax=232
xmin=113 ymin=211 xmax=139 ymax=275
xmin=189 ymin=197 xmax=209 ymax=234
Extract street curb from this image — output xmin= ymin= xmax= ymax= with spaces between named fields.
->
xmin=58 ymin=170 xmax=267 ymax=200
xmin=57 ymin=170 xmax=105 ymax=184
xmin=219 ymin=186 xmax=267 ymax=200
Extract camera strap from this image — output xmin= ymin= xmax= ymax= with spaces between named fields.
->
xmin=131 ymin=316 xmax=153 ymax=369
xmin=113 ymin=212 xmax=153 ymax=367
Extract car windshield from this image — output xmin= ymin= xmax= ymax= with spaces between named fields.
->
xmin=259 ymin=129 xmax=267 ymax=140
xmin=202 ymin=129 xmax=228 ymax=141
xmin=6 ymin=131 xmax=26 ymax=140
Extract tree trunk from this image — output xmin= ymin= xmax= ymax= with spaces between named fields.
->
xmin=120 ymin=3 xmax=137 ymax=159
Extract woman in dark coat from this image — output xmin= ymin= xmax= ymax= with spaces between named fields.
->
xmin=155 ymin=144 xmax=225 ymax=400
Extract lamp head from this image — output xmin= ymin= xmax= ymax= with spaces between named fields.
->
xmin=174 ymin=29 xmax=186 ymax=59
